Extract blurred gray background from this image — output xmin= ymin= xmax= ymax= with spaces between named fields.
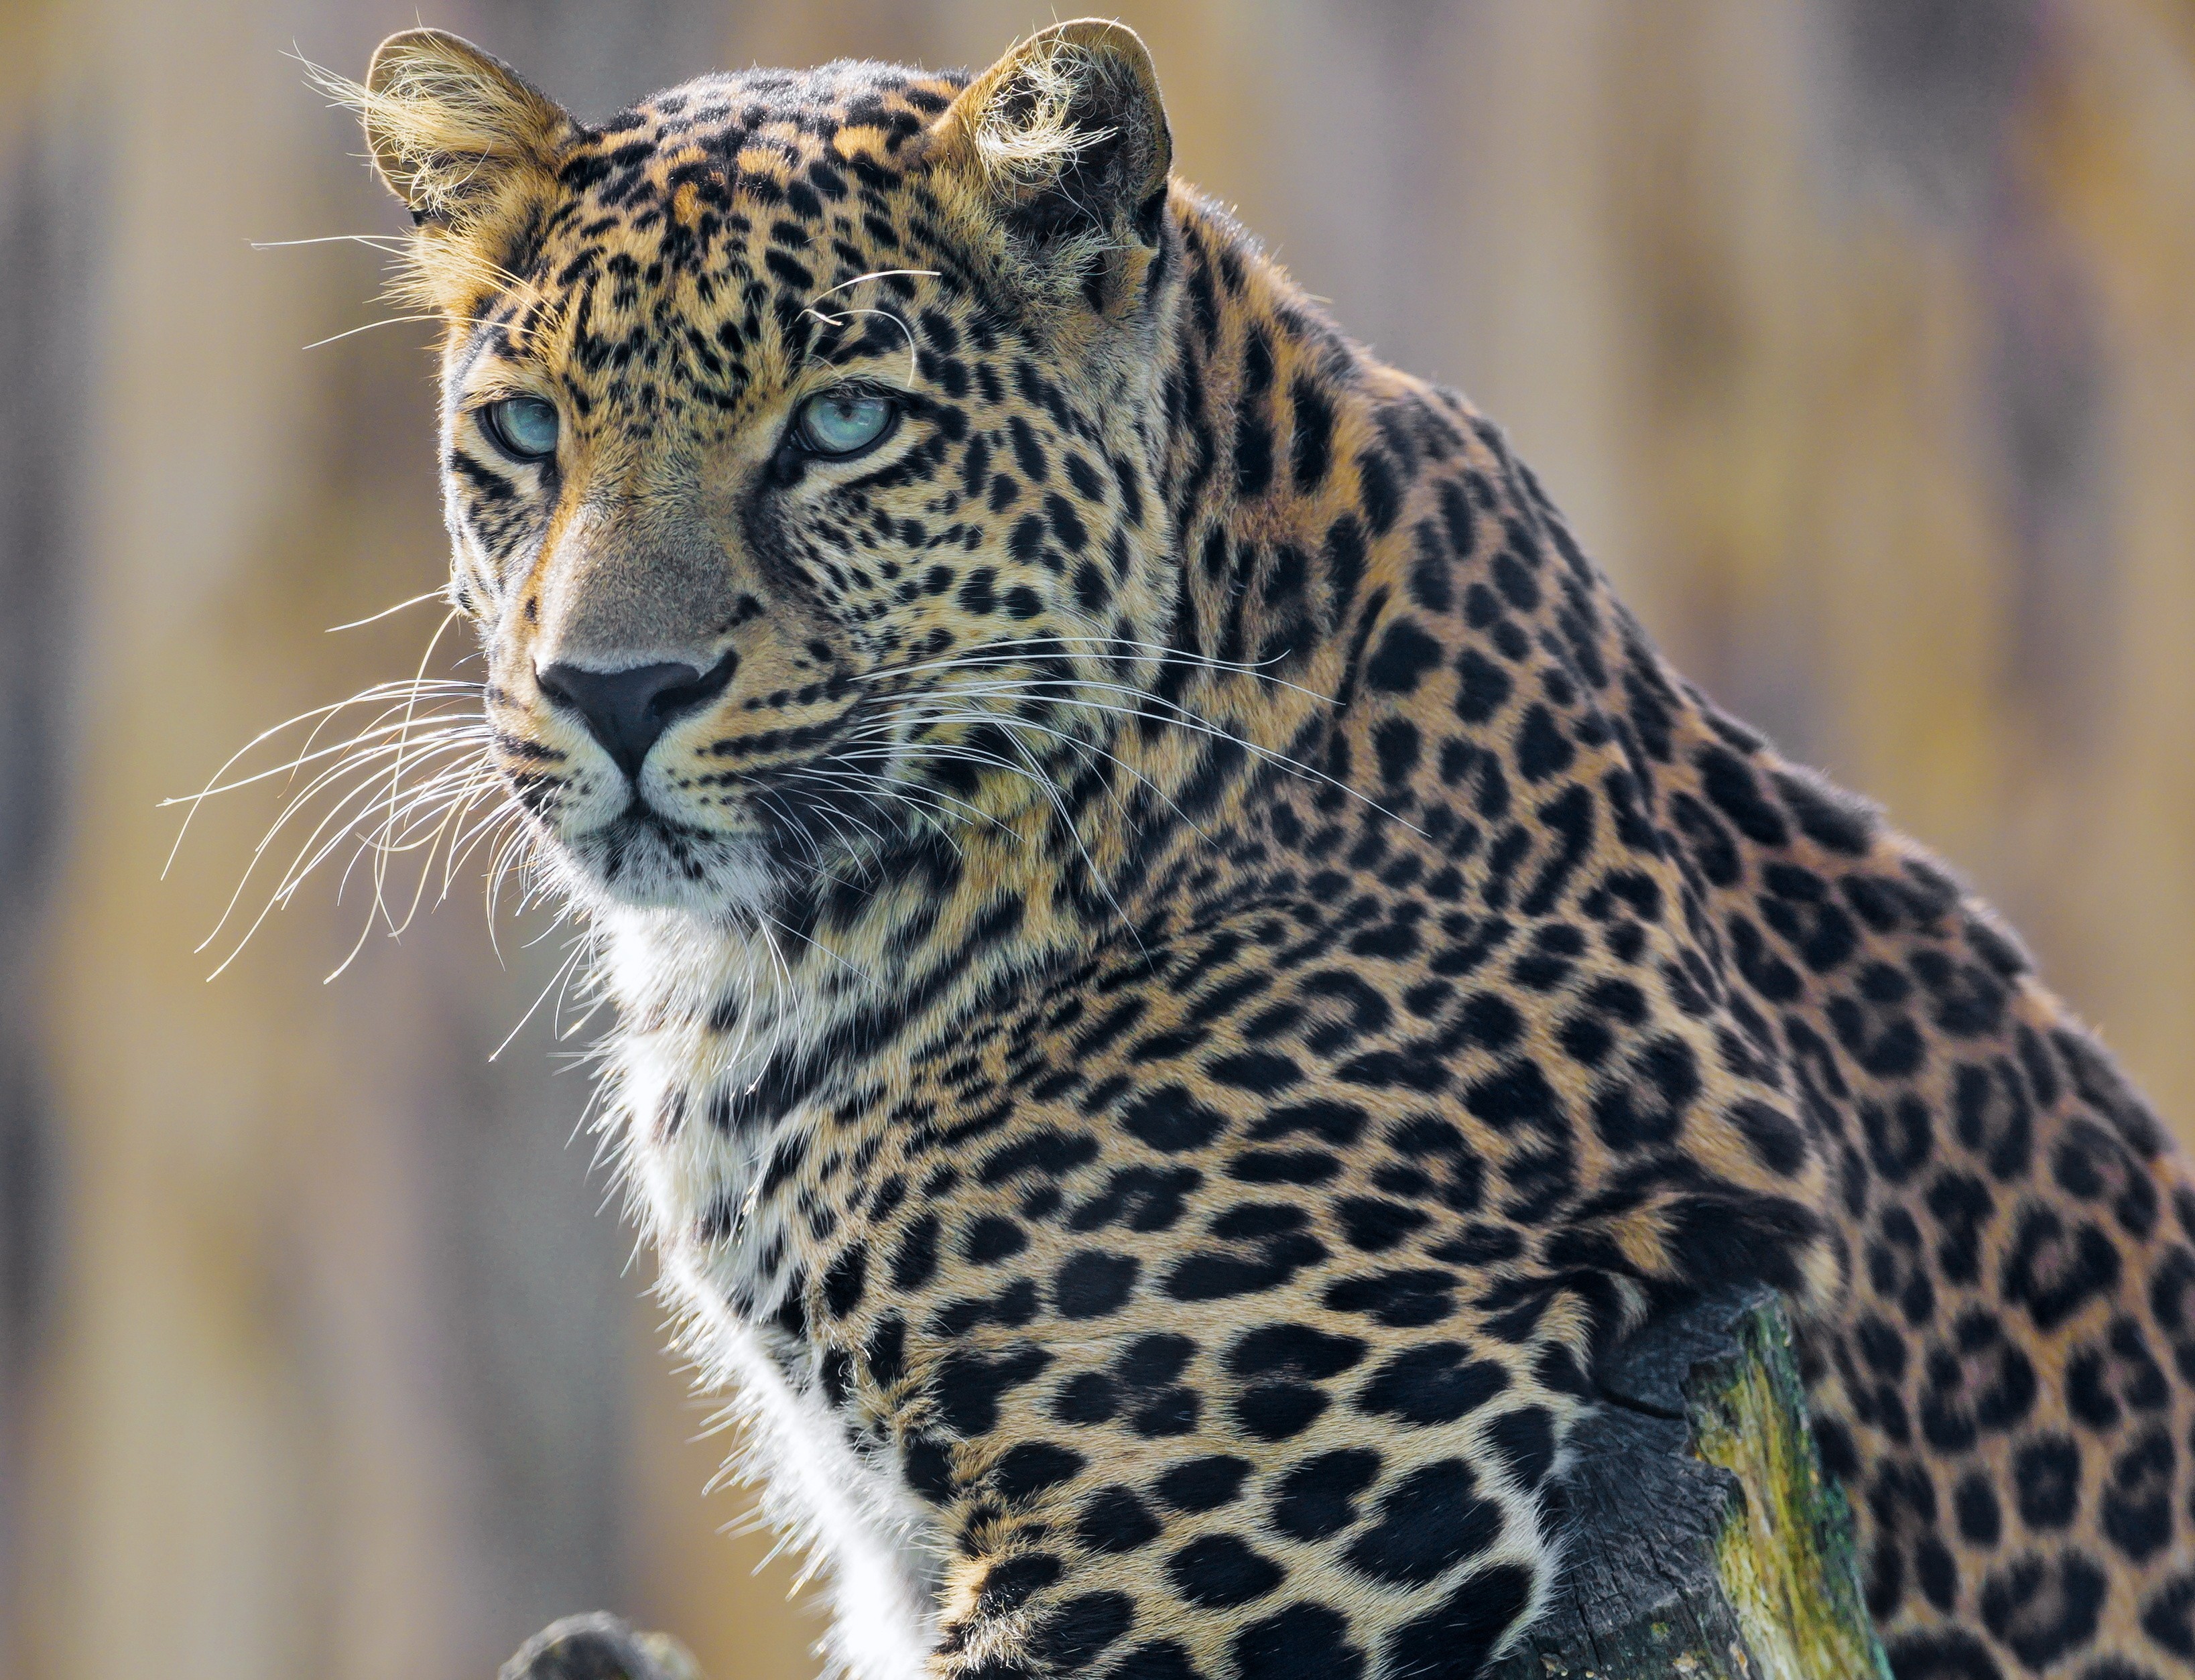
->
xmin=4 ymin=1 xmax=2194 ymax=1676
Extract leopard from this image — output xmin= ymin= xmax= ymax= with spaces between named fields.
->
xmin=324 ymin=19 xmax=2195 ymax=1680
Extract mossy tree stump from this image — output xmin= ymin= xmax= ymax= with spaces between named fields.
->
xmin=503 ymin=1286 xmax=1887 ymax=1680
xmin=1481 ymin=1283 xmax=1889 ymax=1680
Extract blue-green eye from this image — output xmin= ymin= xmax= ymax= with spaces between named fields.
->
xmin=796 ymin=389 xmax=897 ymax=458
xmin=480 ymin=395 xmax=560 ymax=461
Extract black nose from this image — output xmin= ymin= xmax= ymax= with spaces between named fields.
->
xmin=535 ymin=652 xmax=737 ymax=779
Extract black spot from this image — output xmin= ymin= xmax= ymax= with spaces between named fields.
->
xmin=1731 ymin=1099 xmax=1809 ymax=1176
xmin=1233 ymin=1384 xmax=1328 ymax=1441
xmin=867 ymin=1315 xmax=907 ymax=1388
xmin=1053 ymin=1372 xmax=1118 ymax=1427
xmin=2100 ymin=1425 xmax=2175 ymax=1563
xmin=1515 ymin=705 xmax=1574 ymax=781
xmin=1380 ymin=1563 xmax=1534 ymax=1680
xmin=1454 ymin=648 xmax=1511 ymax=724
xmin=1165 ymin=1209 xmax=1326 ymax=1303
xmin=957 ymin=568 xmax=998 ymax=615
xmin=1121 ymin=1086 xmax=1229 ymax=1153
xmin=1078 ymin=1486 xmax=1162 ymax=1553
xmin=1232 ymin=1603 xmax=1365 ymax=1680
xmin=1290 ymin=376 xmax=1335 ymax=493
xmin=1697 ymin=746 xmax=1790 ymax=847
xmin=1918 ymin=1312 xmax=2037 ymax=1451
xmin=1068 ymin=1165 xmax=1202 ymax=1234
xmin=1208 ymin=1051 xmax=1302 ymax=1094
xmin=1863 ymin=1096 xmax=1934 ymax=1185
xmin=1055 ymin=1250 xmax=1140 ymax=1318
xmin=1357 ymin=1342 xmax=1507 ymax=1424
xmin=1373 ymin=717 xmax=1422 ymax=785
xmin=1036 ymin=1593 xmax=1134 ymax=1670
xmin=902 ymin=1434 xmax=955 ymax=1504
xmin=1954 ymin=1472 xmax=2001 ymax=1547
xmin=1883 ymin=1629 xmax=2005 ymax=1680
xmin=1346 ymin=1458 xmax=1503 ymax=1585
xmin=1464 ymin=1059 xmax=1562 ymax=1133
xmin=2003 ymin=1205 xmax=2121 ymax=1333
xmin=1765 ymin=767 xmax=1874 ymax=854
xmin=981 ymin=1127 xmax=1101 ymax=1185
xmin=1925 ymin=1171 xmax=1994 ymax=1285
xmin=1166 ymin=1533 xmax=1281 ymax=1608
xmin=1226 ymin=1322 xmax=1367 ymax=1381
xmin=933 ymin=1346 xmax=1051 ymax=1435
xmin=1156 ymin=1456 xmax=1251 ymax=1512
xmin=2143 ymin=1575 xmax=2195 ymax=1660
xmin=893 ymin=1214 xmax=941 ymax=1289
xmin=977 ymin=1552 xmax=1062 ymax=1616
xmin=964 ymin=1216 xmax=1027 ymax=1264
xmin=1367 ymin=617 xmax=1445 ymax=695
xmin=2066 ymin=1317 xmax=2170 ymax=1427
xmin=993 ymin=1442 xmax=1086 ymax=1502
xmin=1482 ymin=1407 xmax=1556 ymax=1490
xmin=1324 ymin=1269 xmax=1458 ymax=1329
xmin=1590 ymin=1036 xmax=1700 ymax=1151
xmin=2013 ymin=1435 xmax=2080 ymax=1530
xmin=1271 ymin=1447 xmax=1381 ymax=1541
xmin=1337 ymin=1197 xmax=1430 ymax=1252
xmin=1358 ymin=449 xmax=1401 ymax=535
xmin=1008 ymin=415 xmax=1047 ymax=482
xmin=1229 ymin=1149 xmax=1337 ymax=1185
xmin=1978 ymin=1551 xmax=2107 ymax=1671
xmin=823 ymin=1248 xmax=867 ymax=1318
xmin=1250 ymin=1100 xmax=1365 ymax=1147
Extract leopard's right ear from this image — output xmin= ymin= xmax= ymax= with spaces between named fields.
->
xmin=347 ymin=29 xmax=568 ymax=227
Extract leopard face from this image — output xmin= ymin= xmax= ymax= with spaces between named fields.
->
xmin=379 ymin=36 xmax=1178 ymax=916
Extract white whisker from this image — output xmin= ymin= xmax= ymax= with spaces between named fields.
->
xmin=326 ymin=586 xmax=452 ymax=633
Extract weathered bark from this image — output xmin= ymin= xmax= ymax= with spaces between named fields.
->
xmin=503 ymin=1285 xmax=1888 ymax=1680
xmin=1481 ymin=1283 xmax=1889 ymax=1680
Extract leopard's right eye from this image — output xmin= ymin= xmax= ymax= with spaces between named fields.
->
xmin=794 ymin=389 xmax=898 ymax=459
xmin=479 ymin=395 xmax=560 ymax=462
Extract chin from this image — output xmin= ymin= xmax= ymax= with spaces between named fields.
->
xmin=552 ymin=807 xmax=783 ymax=919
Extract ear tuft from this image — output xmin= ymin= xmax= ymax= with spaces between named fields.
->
xmin=932 ymin=20 xmax=1172 ymax=314
xmin=330 ymin=29 xmax=567 ymax=225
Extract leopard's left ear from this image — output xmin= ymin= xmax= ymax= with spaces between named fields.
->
xmin=927 ymin=19 xmax=1172 ymax=318
xmin=357 ymin=29 xmax=568 ymax=227
xmin=316 ymin=29 xmax=572 ymax=322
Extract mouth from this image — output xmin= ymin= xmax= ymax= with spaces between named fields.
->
xmin=556 ymin=775 xmax=910 ymax=914
xmin=554 ymin=797 xmax=765 ymax=911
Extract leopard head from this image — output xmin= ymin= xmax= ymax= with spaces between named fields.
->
xmin=352 ymin=21 xmax=1178 ymax=918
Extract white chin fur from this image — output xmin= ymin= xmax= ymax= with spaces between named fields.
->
xmin=548 ymin=818 xmax=783 ymax=919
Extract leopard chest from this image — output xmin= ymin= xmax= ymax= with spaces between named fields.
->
xmin=607 ymin=954 xmax=950 ymax=1680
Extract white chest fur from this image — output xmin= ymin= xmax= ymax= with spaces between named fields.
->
xmin=664 ymin=1255 xmax=943 ymax=1680
xmin=603 ymin=914 xmax=946 ymax=1680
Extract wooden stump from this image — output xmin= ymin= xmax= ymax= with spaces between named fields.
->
xmin=502 ymin=1286 xmax=1887 ymax=1680
xmin=1482 ymin=1283 xmax=1889 ymax=1680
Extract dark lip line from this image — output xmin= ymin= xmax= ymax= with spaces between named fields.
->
xmin=603 ymin=799 xmax=737 ymax=842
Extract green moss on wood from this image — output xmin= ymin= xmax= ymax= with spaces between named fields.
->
xmin=1687 ymin=1298 xmax=1891 ymax=1680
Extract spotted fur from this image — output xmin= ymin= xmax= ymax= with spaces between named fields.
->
xmin=336 ymin=22 xmax=2195 ymax=1680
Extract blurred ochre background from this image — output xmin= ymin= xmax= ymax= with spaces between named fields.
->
xmin=3 ymin=1 xmax=2193 ymax=1677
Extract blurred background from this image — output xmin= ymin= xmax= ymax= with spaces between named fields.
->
xmin=3 ymin=1 xmax=2192 ymax=1675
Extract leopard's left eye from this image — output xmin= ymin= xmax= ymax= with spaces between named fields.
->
xmin=796 ymin=389 xmax=897 ymax=458
xmin=479 ymin=395 xmax=560 ymax=462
